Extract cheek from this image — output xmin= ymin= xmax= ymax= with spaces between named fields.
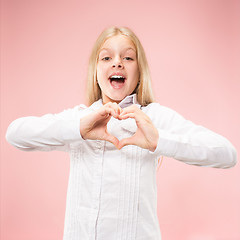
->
xmin=132 ymin=64 xmax=140 ymax=81
xmin=97 ymin=64 xmax=108 ymax=79
xmin=96 ymin=64 xmax=101 ymax=78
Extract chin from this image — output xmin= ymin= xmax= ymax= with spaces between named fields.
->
xmin=109 ymin=91 xmax=124 ymax=99
xmin=112 ymin=97 xmax=124 ymax=103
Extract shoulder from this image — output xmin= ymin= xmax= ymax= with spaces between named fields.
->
xmin=143 ymin=102 xmax=183 ymax=118
xmin=57 ymin=99 xmax=103 ymax=119
xmin=142 ymin=102 xmax=186 ymax=126
xmin=50 ymin=104 xmax=88 ymax=120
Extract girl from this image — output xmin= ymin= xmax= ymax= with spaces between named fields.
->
xmin=6 ymin=26 xmax=237 ymax=240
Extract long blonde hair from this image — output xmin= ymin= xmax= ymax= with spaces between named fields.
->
xmin=87 ymin=26 xmax=154 ymax=106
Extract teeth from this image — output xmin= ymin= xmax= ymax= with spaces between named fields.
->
xmin=110 ymin=75 xmax=124 ymax=78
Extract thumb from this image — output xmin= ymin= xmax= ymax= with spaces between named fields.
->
xmin=104 ymin=132 xmax=120 ymax=149
xmin=118 ymin=136 xmax=136 ymax=150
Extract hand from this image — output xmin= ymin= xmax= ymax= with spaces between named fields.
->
xmin=118 ymin=105 xmax=159 ymax=152
xmin=80 ymin=102 xmax=122 ymax=148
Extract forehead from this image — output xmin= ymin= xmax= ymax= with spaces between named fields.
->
xmin=100 ymin=35 xmax=136 ymax=53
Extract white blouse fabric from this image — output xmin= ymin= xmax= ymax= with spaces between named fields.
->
xmin=6 ymin=94 xmax=237 ymax=240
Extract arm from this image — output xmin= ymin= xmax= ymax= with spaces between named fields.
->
xmin=149 ymin=103 xmax=237 ymax=169
xmin=6 ymin=102 xmax=123 ymax=152
xmin=5 ymin=105 xmax=85 ymax=152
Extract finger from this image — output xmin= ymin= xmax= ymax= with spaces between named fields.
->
xmin=119 ymin=107 xmax=142 ymax=120
xmin=118 ymin=112 xmax=143 ymax=123
xmin=118 ymin=112 xmax=134 ymax=120
xmin=111 ymin=102 xmax=123 ymax=115
xmin=105 ymin=107 xmax=120 ymax=119
xmin=103 ymin=104 xmax=122 ymax=119
xmin=105 ymin=102 xmax=122 ymax=115
xmin=119 ymin=105 xmax=139 ymax=115
xmin=104 ymin=133 xmax=120 ymax=149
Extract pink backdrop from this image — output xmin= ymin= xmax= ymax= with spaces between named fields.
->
xmin=1 ymin=0 xmax=240 ymax=239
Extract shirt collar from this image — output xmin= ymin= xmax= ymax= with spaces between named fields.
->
xmin=89 ymin=94 xmax=140 ymax=111
xmin=118 ymin=94 xmax=138 ymax=108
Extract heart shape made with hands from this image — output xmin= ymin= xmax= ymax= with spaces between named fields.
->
xmin=99 ymin=105 xmax=159 ymax=151
xmin=80 ymin=103 xmax=158 ymax=151
xmin=106 ymin=116 xmax=137 ymax=147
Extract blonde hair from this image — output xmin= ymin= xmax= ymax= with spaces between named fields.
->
xmin=87 ymin=26 xmax=154 ymax=106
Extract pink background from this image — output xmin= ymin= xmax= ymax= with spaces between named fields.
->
xmin=1 ymin=0 xmax=240 ymax=239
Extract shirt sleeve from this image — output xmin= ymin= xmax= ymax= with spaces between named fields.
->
xmin=148 ymin=103 xmax=237 ymax=169
xmin=5 ymin=105 xmax=85 ymax=152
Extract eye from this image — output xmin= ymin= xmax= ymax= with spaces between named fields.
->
xmin=102 ymin=57 xmax=111 ymax=61
xmin=124 ymin=57 xmax=134 ymax=60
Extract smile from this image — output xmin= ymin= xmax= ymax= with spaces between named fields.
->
xmin=108 ymin=74 xmax=126 ymax=89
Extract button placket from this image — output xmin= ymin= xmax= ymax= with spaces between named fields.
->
xmin=89 ymin=140 xmax=105 ymax=240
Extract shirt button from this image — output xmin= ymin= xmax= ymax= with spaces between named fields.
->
xmin=96 ymin=141 xmax=103 ymax=149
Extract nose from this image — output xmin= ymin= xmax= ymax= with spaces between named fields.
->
xmin=112 ymin=57 xmax=123 ymax=69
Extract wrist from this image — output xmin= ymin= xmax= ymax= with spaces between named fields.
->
xmin=80 ymin=118 xmax=87 ymax=140
xmin=149 ymin=129 xmax=159 ymax=152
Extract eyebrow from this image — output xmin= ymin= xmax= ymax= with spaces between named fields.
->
xmin=99 ymin=47 xmax=136 ymax=53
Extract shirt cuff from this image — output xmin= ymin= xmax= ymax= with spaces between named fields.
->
xmin=59 ymin=118 xmax=84 ymax=143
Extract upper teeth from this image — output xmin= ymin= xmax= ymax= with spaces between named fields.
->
xmin=111 ymin=75 xmax=124 ymax=78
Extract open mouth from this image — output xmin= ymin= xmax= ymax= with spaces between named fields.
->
xmin=109 ymin=75 xmax=126 ymax=89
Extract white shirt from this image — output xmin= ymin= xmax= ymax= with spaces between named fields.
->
xmin=5 ymin=94 xmax=237 ymax=240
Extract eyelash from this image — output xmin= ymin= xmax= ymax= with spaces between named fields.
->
xmin=101 ymin=57 xmax=134 ymax=61
xmin=102 ymin=57 xmax=110 ymax=61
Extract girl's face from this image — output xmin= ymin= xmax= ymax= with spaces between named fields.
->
xmin=97 ymin=34 xmax=139 ymax=104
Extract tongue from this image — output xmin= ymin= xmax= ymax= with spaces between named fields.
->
xmin=111 ymin=80 xmax=125 ymax=88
